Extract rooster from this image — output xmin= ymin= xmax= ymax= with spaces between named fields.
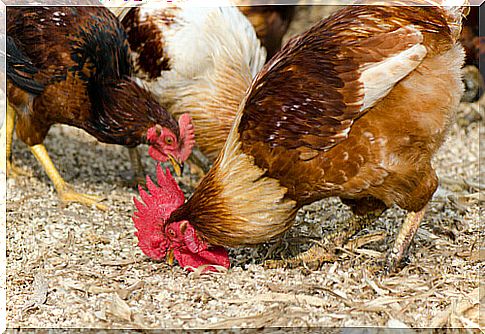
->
xmin=133 ymin=1 xmax=467 ymax=272
xmin=110 ymin=1 xmax=266 ymax=165
xmin=6 ymin=6 xmax=195 ymax=210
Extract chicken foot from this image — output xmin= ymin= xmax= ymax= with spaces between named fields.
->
xmin=5 ymin=103 xmax=31 ymax=177
xmin=385 ymin=206 xmax=427 ymax=273
xmin=30 ymin=144 xmax=108 ymax=211
xmin=264 ymin=209 xmax=385 ymax=270
xmin=119 ymin=147 xmax=146 ymax=187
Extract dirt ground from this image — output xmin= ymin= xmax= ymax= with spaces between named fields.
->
xmin=4 ymin=5 xmax=484 ymax=331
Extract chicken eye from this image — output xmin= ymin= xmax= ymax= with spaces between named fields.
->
xmin=165 ymin=136 xmax=174 ymax=145
xmin=167 ymin=229 xmax=176 ymax=237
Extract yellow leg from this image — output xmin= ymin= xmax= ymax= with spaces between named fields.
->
xmin=385 ymin=206 xmax=427 ymax=273
xmin=264 ymin=209 xmax=384 ymax=270
xmin=30 ymin=144 xmax=107 ymax=211
xmin=4 ymin=103 xmax=30 ymax=177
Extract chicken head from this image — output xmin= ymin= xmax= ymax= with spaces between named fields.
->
xmin=147 ymin=114 xmax=195 ymax=175
xmin=165 ymin=220 xmax=230 ymax=272
xmin=133 ymin=165 xmax=230 ymax=272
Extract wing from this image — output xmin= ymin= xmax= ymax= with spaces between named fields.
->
xmin=238 ymin=7 xmax=432 ymax=161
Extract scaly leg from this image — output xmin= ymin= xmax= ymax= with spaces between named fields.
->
xmin=30 ymin=144 xmax=107 ymax=211
xmin=264 ymin=209 xmax=385 ymax=270
xmin=123 ymin=147 xmax=146 ymax=187
xmin=385 ymin=206 xmax=427 ymax=273
xmin=5 ymin=103 xmax=30 ymax=177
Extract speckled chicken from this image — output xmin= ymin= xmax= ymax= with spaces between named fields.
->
xmin=6 ymin=6 xmax=195 ymax=210
xmin=133 ymin=0 xmax=467 ymax=272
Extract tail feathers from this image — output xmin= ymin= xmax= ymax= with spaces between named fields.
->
xmin=430 ymin=0 xmax=470 ymax=40
xmin=6 ymin=36 xmax=44 ymax=95
xmin=357 ymin=0 xmax=469 ymax=41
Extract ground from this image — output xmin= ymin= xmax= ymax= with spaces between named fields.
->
xmin=3 ymin=5 xmax=484 ymax=331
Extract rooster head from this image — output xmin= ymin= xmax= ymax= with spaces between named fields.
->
xmin=164 ymin=220 xmax=230 ymax=272
xmin=132 ymin=164 xmax=230 ymax=272
xmin=147 ymin=114 xmax=195 ymax=176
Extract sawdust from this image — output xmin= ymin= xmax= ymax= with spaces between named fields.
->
xmin=4 ymin=5 xmax=484 ymax=331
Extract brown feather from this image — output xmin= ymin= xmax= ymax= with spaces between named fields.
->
xmin=169 ymin=4 xmax=465 ymax=247
xmin=7 ymin=6 xmax=180 ymax=148
xmin=121 ymin=7 xmax=173 ymax=79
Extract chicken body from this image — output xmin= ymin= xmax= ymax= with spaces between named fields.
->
xmin=6 ymin=6 xmax=194 ymax=208
xmin=237 ymin=4 xmax=295 ymax=61
xmin=160 ymin=3 xmax=466 ymax=271
xmin=113 ymin=1 xmax=266 ymax=162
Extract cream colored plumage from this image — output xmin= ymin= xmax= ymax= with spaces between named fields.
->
xmin=108 ymin=0 xmax=266 ymax=161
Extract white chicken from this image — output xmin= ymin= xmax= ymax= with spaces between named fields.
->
xmin=108 ymin=0 xmax=266 ymax=168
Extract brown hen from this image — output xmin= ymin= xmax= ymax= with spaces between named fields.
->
xmin=134 ymin=1 xmax=467 ymax=273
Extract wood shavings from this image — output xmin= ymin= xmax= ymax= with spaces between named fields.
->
xmin=107 ymin=293 xmax=132 ymax=322
xmin=202 ymin=304 xmax=288 ymax=329
xmin=429 ymin=287 xmax=481 ymax=328
xmin=116 ymin=280 xmax=145 ymax=300
xmin=99 ymin=258 xmax=138 ymax=266
xmin=387 ymin=319 xmax=411 ymax=329
xmin=20 ymin=272 xmax=48 ymax=314
xmin=5 ymin=7 xmax=482 ymax=330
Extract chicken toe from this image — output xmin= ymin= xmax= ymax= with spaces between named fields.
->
xmin=30 ymin=144 xmax=107 ymax=211
xmin=264 ymin=244 xmax=338 ymax=270
xmin=264 ymin=209 xmax=384 ymax=270
xmin=57 ymin=185 xmax=108 ymax=211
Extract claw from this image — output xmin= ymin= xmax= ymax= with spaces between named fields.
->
xmin=58 ymin=184 xmax=107 ymax=211
xmin=264 ymin=245 xmax=337 ymax=270
xmin=6 ymin=160 xmax=32 ymax=178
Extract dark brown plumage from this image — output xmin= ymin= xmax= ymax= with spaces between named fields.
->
xmin=6 ymin=6 xmax=194 ymax=209
xmin=121 ymin=7 xmax=173 ymax=79
xmin=237 ymin=4 xmax=295 ymax=61
xmin=459 ymin=6 xmax=484 ymax=99
xmin=7 ymin=6 xmax=179 ymax=147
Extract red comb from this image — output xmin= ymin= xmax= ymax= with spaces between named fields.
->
xmin=132 ymin=164 xmax=185 ymax=260
xmin=178 ymin=113 xmax=195 ymax=162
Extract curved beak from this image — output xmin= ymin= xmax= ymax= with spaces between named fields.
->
xmin=167 ymin=154 xmax=184 ymax=176
xmin=166 ymin=248 xmax=175 ymax=266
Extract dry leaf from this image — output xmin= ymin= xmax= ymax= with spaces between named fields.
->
xmin=107 ymin=293 xmax=132 ymax=321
